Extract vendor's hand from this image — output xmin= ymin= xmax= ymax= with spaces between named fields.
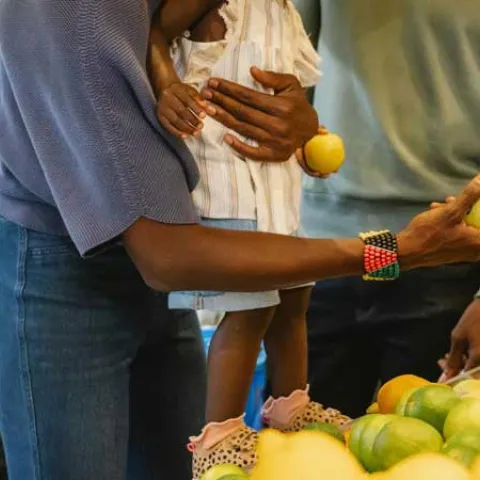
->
xmin=201 ymin=67 xmax=318 ymax=162
xmin=398 ymin=176 xmax=480 ymax=269
xmin=157 ymin=82 xmax=206 ymax=138
xmin=438 ymin=299 xmax=480 ymax=382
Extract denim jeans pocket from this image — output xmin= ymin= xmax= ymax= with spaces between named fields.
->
xmin=27 ymin=231 xmax=77 ymax=257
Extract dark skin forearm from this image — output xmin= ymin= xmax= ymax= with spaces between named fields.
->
xmin=124 ymin=218 xmax=375 ymax=292
xmin=151 ymin=0 xmax=223 ymax=43
xmin=123 ymin=174 xmax=480 ymax=294
xmin=148 ymin=0 xmax=223 ymax=94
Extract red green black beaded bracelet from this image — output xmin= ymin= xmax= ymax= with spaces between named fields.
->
xmin=359 ymin=230 xmax=400 ymax=281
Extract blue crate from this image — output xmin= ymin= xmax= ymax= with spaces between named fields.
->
xmin=201 ymin=326 xmax=266 ymax=431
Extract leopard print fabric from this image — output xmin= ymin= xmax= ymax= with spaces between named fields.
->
xmin=282 ymin=401 xmax=352 ymax=433
xmin=192 ymin=426 xmax=258 ymax=480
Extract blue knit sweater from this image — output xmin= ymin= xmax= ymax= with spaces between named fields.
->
xmin=0 ymin=0 xmax=199 ymax=255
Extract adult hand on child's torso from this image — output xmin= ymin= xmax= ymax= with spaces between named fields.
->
xmin=201 ymin=67 xmax=318 ymax=162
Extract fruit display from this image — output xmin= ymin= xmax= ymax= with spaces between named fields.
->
xmin=444 ymin=398 xmax=480 ymax=439
xmin=200 ymin=377 xmax=480 ymax=480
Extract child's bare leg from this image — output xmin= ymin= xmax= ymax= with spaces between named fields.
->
xmin=206 ymin=307 xmax=276 ymax=423
xmin=189 ymin=306 xmax=275 ymax=479
xmin=264 ymin=286 xmax=311 ymax=397
xmin=263 ymin=287 xmax=351 ymax=430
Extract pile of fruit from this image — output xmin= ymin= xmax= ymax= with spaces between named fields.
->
xmin=201 ymin=375 xmax=480 ymax=479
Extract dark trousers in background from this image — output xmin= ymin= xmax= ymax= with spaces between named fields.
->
xmin=307 ymin=264 xmax=480 ymax=419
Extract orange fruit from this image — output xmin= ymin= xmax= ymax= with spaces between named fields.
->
xmin=377 ymin=374 xmax=430 ymax=414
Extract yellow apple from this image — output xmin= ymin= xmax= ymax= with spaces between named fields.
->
xmin=465 ymin=200 xmax=480 ymax=229
xmin=304 ymin=132 xmax=345 ymax=175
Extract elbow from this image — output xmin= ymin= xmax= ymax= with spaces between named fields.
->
xmin=137 ymin=259 xmax=190 ymax=293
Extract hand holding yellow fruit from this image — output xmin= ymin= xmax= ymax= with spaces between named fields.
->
xmin=465 ymin=200 xmax=480 ymax=229
xmin=431 ymin=196 xmax=480 ymax=229
xmin=298 ymin=127 xmax=346 ymax=176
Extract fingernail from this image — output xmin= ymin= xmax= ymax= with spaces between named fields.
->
xmin=199 ymin=112 xmax=206 ymax=118
xmin=181 ymin=134 xmax=187 ymax=139
xmin=224 ymin=135 xmax=233 ymax=145
xmin=194 ymin=130 xmax=201 ymax=137
xmin=202 ymin=90 xmax=213 ymax=99
xmin=206 ymin=106 xmax=216 ymax=116
xmin=208 ymin=79 xmax=219 ymax=88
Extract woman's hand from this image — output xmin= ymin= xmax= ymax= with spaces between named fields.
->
xmin=201 ymin=67 xmax=318 ymax=162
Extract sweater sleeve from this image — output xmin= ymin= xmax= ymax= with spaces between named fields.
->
xmin=0 ymin=0 xmax=199 ymax=255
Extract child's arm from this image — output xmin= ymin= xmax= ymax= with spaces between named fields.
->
xmin=148 ymin=0 xmax=223 ymax=138
xmin=152 ymin=0 xmax=224 ymax=44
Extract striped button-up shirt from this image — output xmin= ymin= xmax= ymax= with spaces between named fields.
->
xmin=173 ymin=0 xmax=320 ymax=234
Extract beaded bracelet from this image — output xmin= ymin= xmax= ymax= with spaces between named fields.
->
xmin=359 ymin=230 xmax=400 ymax=281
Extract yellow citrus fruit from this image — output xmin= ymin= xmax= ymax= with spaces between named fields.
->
xmin=453 ymin=380 xmax=480 ymax=398
xmin=385 ymin=453 xmax=470 ymax=480
xmin=367 ymin=402 xmax=380 ymax=414
xmin=465 ymin=200 xmax=480 ymax=229
xmin=443 ymin=444 xmax=479 ymax=469
xmin=251 ymin=430 xmax=364 ymax=480
xmin=444 ymin=398 xmax=480 ymax=439
xmin=304 ymin=132 xmax=345 ymax=175
xmin=256 ymin=428 xmax=288 ymax=459
xmin=471 ymin=455 xmax=480 ymax=478
xmin=377 ymin=374 xmax=430 ymax=414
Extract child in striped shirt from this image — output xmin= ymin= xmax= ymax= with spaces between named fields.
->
xmin=149 ymin=1 xmax=350 ymax=477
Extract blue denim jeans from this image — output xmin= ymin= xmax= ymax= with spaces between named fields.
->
xmin=0 ymin=216 xmax=206 ymax=480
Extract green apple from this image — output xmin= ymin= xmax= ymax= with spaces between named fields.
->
xmin=304 ymin=132 xmax=345 ymax=175
xmin=200 ymin=464 xmax=247 ymax=480
xmin=465 ymin=200 xmax=480 ymax=228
